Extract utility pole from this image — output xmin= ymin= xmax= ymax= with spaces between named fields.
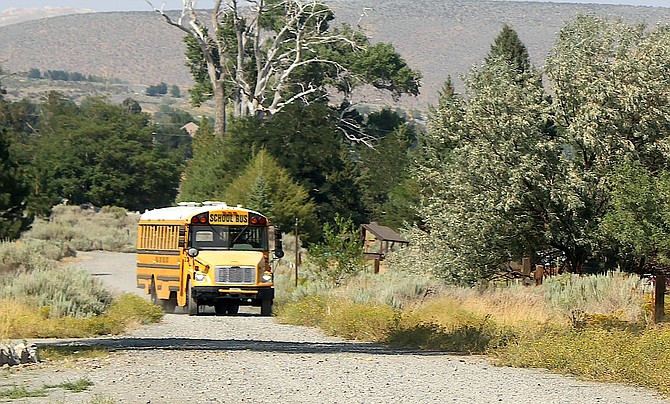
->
xmin=294 ymin=218 xmax=299 ymax=287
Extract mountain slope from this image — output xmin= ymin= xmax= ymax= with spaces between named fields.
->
xmin=0 ymin=0 xmax=669 ymax=110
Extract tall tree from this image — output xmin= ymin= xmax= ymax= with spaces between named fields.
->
xmin=0 ymin=91 xmax=33 ymax=240
xmin=178 ymin=118 xmax=233 ymax=202
xmin=24 ymin=94 xmax=181 ymax=214
xmin=224 ymin=102 xmax=369 ymax=228
xmin=147 ymin=0 xmax=421 ymax=137
xmin=398 ymin=17 xmax=670 ymax=285
xmin=223 ymin=149 xmax=318 ymax=236
xmin=356 ymin=110 xmax=416 ymax=226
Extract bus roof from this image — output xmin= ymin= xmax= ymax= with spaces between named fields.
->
xmin=140 ymin=202 xmax=264 ymax=222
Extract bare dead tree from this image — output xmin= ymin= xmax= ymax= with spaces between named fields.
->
xmin=146 ymin=0 xmax=364 ymax=138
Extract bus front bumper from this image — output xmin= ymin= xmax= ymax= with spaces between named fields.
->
xmin=191 ymin=286 xmax=274 ymax=302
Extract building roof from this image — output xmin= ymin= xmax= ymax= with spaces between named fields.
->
xmin=361 ymin=222 xmax=409 ymax=243
xmin=181 ymin=122 xmax=200 ymax=136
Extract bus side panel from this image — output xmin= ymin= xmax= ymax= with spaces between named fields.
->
xmin=137 ymin=249 xmax=181 ymax=300
xmin=137 ymin=222 xmax=184 ymax=302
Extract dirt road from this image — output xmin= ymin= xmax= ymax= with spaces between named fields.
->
xmin=2 ymin=252 xmax=668 ymax=403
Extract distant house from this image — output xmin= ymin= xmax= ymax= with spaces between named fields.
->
xmin=360 ymin=222 xmax=409 ymax=273
xmin=181 ymin=122 xmax=199 ymax=137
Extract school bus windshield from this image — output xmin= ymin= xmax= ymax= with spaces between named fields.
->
xmin=190 ymin=225 xmax=268 ymax=251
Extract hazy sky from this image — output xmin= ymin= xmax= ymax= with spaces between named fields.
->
xmin=1 ymin=0 xmax=668 ymax=13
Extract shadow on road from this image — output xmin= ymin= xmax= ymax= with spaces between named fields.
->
xmin=35 ymin=337 xmax=451 ymax=356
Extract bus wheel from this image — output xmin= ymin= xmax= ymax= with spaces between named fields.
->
xmin=227 ymin=304 xmax=239 ymax=315
xmin=163 ymin=297 xmax=177 ymax=314
xmin=260 ymin=298 xmax=272 ymax=316
xmin=150 ymin=279 xmax=159 ymax=306
xmin=186 ymin=280 xmax=198 ymax=316
xmin=214 ymin=302 xmax=228 ymax=315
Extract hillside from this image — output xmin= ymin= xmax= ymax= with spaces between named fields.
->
xmin=0 ymin=0 xmax=669 ymax=111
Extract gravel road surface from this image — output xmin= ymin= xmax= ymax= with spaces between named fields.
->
xmin=1 ymin=251 xmax=668 ymax=403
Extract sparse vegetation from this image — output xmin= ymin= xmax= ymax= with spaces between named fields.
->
xmin=22 ymin=205 xmax=139 ymax=253
xmin=46 ymin=378 xmax=94 ymax=393
xmin=275 ymin=269 xmax=670 ymax=394
xmin=0 ymin=385 xmax=47 ymax=399
xmin=0 ymin=206 xmax=160 ymax=339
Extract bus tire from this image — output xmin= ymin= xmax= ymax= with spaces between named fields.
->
xmin=214 ymin=302 xmax=228 ymax=315
xmin=163 ymin=297 xmax=177 ymax=314
xmin=186 ymin=280 xmax=198 ymax=316
xmin=227 ymin=304 xmax=239 ymax=315
xmin=260 ymin=298 xmax=272 ymax=316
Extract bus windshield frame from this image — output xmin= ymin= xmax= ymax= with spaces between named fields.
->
xmin=189 ymin=224 xmax=268 ymax=251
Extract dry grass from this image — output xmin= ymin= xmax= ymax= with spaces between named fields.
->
xmin=0 ymin=294 xmax=162 ymax=340
xmin=275 ymin=269 xmax=670 ymax=394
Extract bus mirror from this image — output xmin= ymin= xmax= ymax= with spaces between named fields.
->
xmin=188 ymin=247 xmax=199 ymax=257
xmin=274 ymin=229 xmax=284 ymax=258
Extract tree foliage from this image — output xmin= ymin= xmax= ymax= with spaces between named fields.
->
xmin=149 ymin=0 xmax=421 ymax=137
xmin=222 ymin=149 xmax=317 ymax=235
xmin=600 ymin=161 xmax=670 ymax=272
xmin=17 ymin=93 xmax=181 ymax=215
xmin=0 ymin=91 xmax=33 ymax=240
xmin=308 ymin=214 xmax=366 ymax=286
xmin=401 ymin=18 xmax=670 ymax=285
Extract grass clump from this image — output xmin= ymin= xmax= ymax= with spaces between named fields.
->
xmin=320 ymin=299 xmax=398 ymax=341
xmin=46 ymin=378 xmax=94 ymax=393
xmin=0 ymin=385 xmax=47 ymax=399
xmin=39 ymin=345 xmax=109 ymax=362
xmin=106 ymin=293 xmax=164 ymax=326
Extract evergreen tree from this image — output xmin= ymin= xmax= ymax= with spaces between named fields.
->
xmin=178 ymin=118 xmax=234 ymax=202
xmin=485 ymin=24 xmax=531 ymax=74
xmin=223 ymin=149 xmax=318 ymax=237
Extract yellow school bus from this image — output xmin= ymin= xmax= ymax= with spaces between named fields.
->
xmin=136 ymin=201 xmax=283 ymax=316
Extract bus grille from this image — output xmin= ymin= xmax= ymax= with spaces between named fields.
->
xmin=215 ymin=266 xmax=255 ymax=284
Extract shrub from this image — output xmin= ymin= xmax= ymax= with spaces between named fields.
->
xmin=307 ymin=215 xmax=366 ymax=286
xmin=495 ymin=325 xmax=670 ymax=394
xmin=543 ymin=273 xmax=645 ymax=325
xmin=107 ymin=293 xmax=163 ymax=326
xmin=274 ymin=295 xmax=328 ymax=327
xmin=1 ymin=264 xmax=113 ymax=318
xmin=0 ymin=240 xmax=73 ymax=276
xmin=335 ymin=271 xmax=443 ymax=309
xmin=319 ymin=299 xmax=398 ymax=341
xmin=0 ymin=294 xmax=161 ymax=339
xmin=23 ymin=205 xmax=139 ymax=253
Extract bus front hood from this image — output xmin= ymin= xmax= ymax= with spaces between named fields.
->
xmin=194 ymin=250 xmax=264 ymax=268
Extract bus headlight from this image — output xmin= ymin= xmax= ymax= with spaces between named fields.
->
xmin=195 ymin=272 xmax=207 ymax=282
xmin=262 ymin=273 xmax=272 ymax=282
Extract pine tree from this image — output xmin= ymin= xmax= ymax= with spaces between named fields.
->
xmin=485 ymin=24 xmax=531 ymax=74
